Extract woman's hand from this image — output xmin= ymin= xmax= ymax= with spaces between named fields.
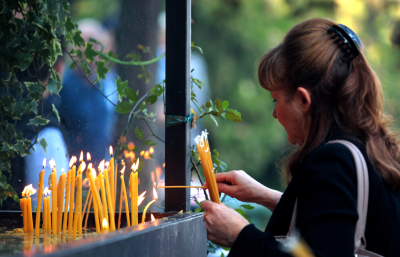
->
xmin=201 ymin=200 xmax=249 ymax=247
xmin=206 ymin=170 xmax=282 ymax=212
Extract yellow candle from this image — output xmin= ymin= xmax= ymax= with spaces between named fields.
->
xmin=84 ymin=192 xmax=92 ymax=229
xmin=62 ymin=168 xmax=71 ymax=236
xmin=57 ymin=170 xmax=65 ymax=234
xmin=82 ymin=153 xmax=92 ymax=223
xmin=88 ymin=165 xmax=104 ymax=233
xmin=120 ymin=167 xmax=130 ymax=227
xmin=49 ymin=159 xmax=58 ymax=236
xmin=109 ymin=146 xmax=115 ymax=211
xmin=103 ymin=162 xmax=116 ymax=231
xmin=98 ymin=161 xmax=109 ymax=228
xmin=27 ymin=196 xmax=34 ymax=232
xmin=91 ymin=187 xmax=100 ymax=234
xmin=74 ymin=162 xmax=84 ymax=238
xmin=129 ymin=158 xmax=139 ymax=226
xmin=141 ymin=186 xmax=158 ymax=223
xmin=43 ymin=188 xmax=48 ymax=231
xmin=118 ymin=182 xmax=123 ymax=229
xmin=45 ymin=191 xmax=51 ymax=231
xmin=68 ymin=156 xmax=77 ymax=236
xmin=21 ymin=197 xmax=27 ymax=232
xmin=35 ymin=160 xmax=45 ymax=236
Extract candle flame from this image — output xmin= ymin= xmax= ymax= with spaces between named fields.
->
xmin=109 ymin=146 xmax=113 ymax=157
xmin=88 ymin=163 xmax=92 ymax=170
xmin=138 ymin=191 xmax=146 ymax=206
xmin=87 ymin=152 xmax=91 ymax=162
xmin=131 ymin=158 xmax=139 ymax=172
xmin=79 ymin=161 xmax=86 ymax=174
xmin=23 ymin=184 xmax=37 ymax=197
xmin=42 ymin=158 xmax=46 ymax=168
xmin=79 ymin=151 xmax=83 ymax=162
xmin=49 ymin=158 xmax=56 ymax=170
xmin=151 ymin=214 xmax=155 ymax=221
xmin=120 ymin=166 xmax=126 ymax=175
xmin=105 ymin=162 xmax=109 ymax=168
xmin=153 ymin=186 xmax=158 ymax=200
xmin=61 ymin=168 xmax=65 ymax=173
xmin=149 ymin=147 xmax=154 ymax=154
xmin=43 ymin=187 xmax=50 ymax=196
xmin=102 ymin=218 xmax=108 ymax=230
xmin=140 ymin=151 xmax=144 ymax=156
xmin=69 ymin=156 xmax=77 ymax=168
xmin=91 ymin=168 xmax=97 ymax=178
xmin=144 ymin=151 xmax=150 ymax=159
xmin=98 ymin=160 xmax=105 ymax=172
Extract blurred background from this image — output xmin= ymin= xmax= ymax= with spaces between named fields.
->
xmin=11 ymin=0 xmax=400 ymax=232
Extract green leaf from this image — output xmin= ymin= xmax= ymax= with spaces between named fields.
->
xmin=49 ymin=39 xmax=62 ymax=63
xmin=29 ymin=100 xmax=38 ymax=115
xmin=144 ymin=140 xmax=157 ymax=146
xmin=27 ymin=116 xmax=49 ymax=126
xmin=146 ymin=95 xmax=157 ymax=105
xmin=39 ymin=138 xmax=48 ymax=154
xmin=116 ymin=77 xmax=128 ymax=100
xmin=24 ymin=36 xmax=46 ymax=52
xmin=11 ymin=140 xmax=26 ymax=156
xmin=69 ymin=62 xmax=76 ymax=69
xmin=216 ymin=98 xmax=223 ymax=113
xmin=126 ymin=87 xmax=138 ymax=102
xmin=134 ymin=126 xmax=144 ymax=140
xmin=62 ymin=1 xmax=70 ymax=12
xmin=115 ymin=101 xmax=132 ymax=114
xmin=96 ymin=60 xmax=109 ymax=80
xmin=234 ymin=208 xmax=251 ymax=223
xmin=210 ymin=114 xmax=218 ymax=126
xmin=207 ymin=246 xmax=216 ymax=253
xmin=73 ymin=30 xmax=85 ymax=47
xmin=52 ymin=104 xmax=60 ymax=123
xmin=1 ymin=143 xmax=10 ymax=152
xmin=150 ymin=84 xmax=164 ymax=96
xmin=65 ymin=16 xmax=76 ymax=32
xmin=80 ymin=61 xmax=91 ymax=75
xmin=47 ymin=78 xmax=61 ymax=96
xmin=194 ymin=208 xmax=202 ymax=212
xmin=12 ymin=102 xmax=24 ymax=120
xmin=85 ymin=43 xmax=98 ymax=63
xmin=240 ymin=204 xmax=255 ymax=210
xmin=225 ymin=112 xmax=243 ymax=122
xmin=192 ymin=78 xmax=204 ymax=88
xmin=205 ymin=100 xmax=212 ymax=109
xmin=222 ymin=100 xmax=229 ymax=109
xmin=25 ymin=82 xmax=46 ymax=94
xmin=18 ymin=59 xmax=31 ymax=71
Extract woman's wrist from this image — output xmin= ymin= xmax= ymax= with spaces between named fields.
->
xmin=254 ymin=186 xmax=282 ymax=212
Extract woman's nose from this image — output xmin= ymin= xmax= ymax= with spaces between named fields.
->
xmin=272 ymin=107 xmax=277 ymax=119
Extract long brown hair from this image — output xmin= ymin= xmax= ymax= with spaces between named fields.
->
xmin=258 ymin=18 xmax=400 ymax=189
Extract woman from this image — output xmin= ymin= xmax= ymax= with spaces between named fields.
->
xmin=202 ymin=18 xmax=400 ymax=256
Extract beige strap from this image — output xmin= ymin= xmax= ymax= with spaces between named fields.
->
xmin=287 ymin=140 xmax=369 ymax=253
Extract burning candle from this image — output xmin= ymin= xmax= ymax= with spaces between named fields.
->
xmin=102 ymin=218 xmax=109 ymax=233
xmin=35 ymin=159 xmax=46 ymax=236
xmin=141 ymin=185 xmax=158 ymax=223
xmin=43 ymin=187 xmax=50 ymax=231
xmin=57 ymin=168 xmax=65 ymax=234
xmin=88 ymin=164 xmax=104 ymax=233
xmin=22 ymin=185 xmax=36 ymax=233
xmin=109 ymin=146 xmax=115 ymax=215
xmin=49 ymin=159 xmax=58 ymax=236
xmin=68 ymin=155 xmax=77 ymax=236
xmin=82 ymin=153 xmax=92 ymax=224
xmin=120 ymin=167 xmax=130 ymax=227
xmin=62 ymin=164 xmax=71 ymax=237
xmin=74 ymin=161 xmax=85 ymax=238
xmin=150 ymin=214 xmax=155 ymax=222
xmin=21 ymin=189 xmax=27 ymax=232
xmin=98 ymin=161 xmax=109 ymax=228
xmin=129 ymin=158 xmax=139 ymax=226
xmin=103 ymin=160 xmax=116 ymax=231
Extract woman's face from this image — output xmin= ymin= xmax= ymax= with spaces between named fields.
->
xmin=270 ymin=89 xmax=310 ymax=146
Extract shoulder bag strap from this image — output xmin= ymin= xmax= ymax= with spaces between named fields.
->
xmin=287 ymin=140 xmax=369 ymax=252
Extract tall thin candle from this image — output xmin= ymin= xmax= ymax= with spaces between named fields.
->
xmin=98 ymin=161 xmax=109 ymax=228
xmin=62 ymin=167 xmax=71 ymax=236
xmin=109 ymin=146 xmax=115 ymax=213
xmin=88 ymin=165 xmax=104 ymax=233
xmin=141 ymin=186 xmax=158 ymax=223
xmin=35 ymin=159 xmax=46 ymax=236
xmin=103 ymin=161 xmax=116 ymax=231
xmin=57 ymin=169 xmax=65 ymax=233
xmin=49 ymin=159 xmax=58 ymax=236
xmin=129 ymin=158 xmax=139 ymax=226
xmin=120 ymin=167 xmax=130 ymax=227
xmin=68 ymin=156 xmax=77 ymax=236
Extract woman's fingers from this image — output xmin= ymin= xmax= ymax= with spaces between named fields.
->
xmin=214 ymin=171 xmax=236 ymax=184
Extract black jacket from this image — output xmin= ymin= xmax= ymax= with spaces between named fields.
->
xmin=229 ymin=134 xmax=400 ymax=256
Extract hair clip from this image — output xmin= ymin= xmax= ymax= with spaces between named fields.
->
xmin=327 ymin=24 xmax=361 ymax=60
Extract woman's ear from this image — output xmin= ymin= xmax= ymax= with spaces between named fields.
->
xmin=296 ymin=87 xmax=312 ymax=114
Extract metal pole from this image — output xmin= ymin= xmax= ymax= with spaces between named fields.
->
xmin=165 ymin=0 xmax=191 ymax=212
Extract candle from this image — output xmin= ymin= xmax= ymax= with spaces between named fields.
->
xmin=88 ymin=164 xmax=104 ymax=233
xmin=103 ymin=161 xmax=116 ymax=231
xmin=35 ymin=159 xmax=46 ymax=236
xmin=119 ymin=167 xmax=130 ymax=227
xmin=74 ymin=161 xmax=84 ymax=238
xmin=21 ymin=188 xmax=27 ymax=232
xmin=82 ymin=153 xmax=92 ymax=223
xmin=129 ymin=158 xmax=139 ymax=226
xmin=62 ymin=167 xmax=71 ymax=236
xmin=21 ymin=185 xmax=37 ymax=233
xmin=109 ymin=146 xmax=115 ymax=214
xmin=68 ymin=156 xmax=77 ymax=236
xmin=43 ymin=187 xmax=49 ymax=231
xmin=118 ymin=180 xmax=123 ymax=229
xmin=142 ymin=186 xmax=158 ymax=223
xmin=84 ymin=190 xmax=92 ymax=229
xmin=57 ymin=169 xmax=65 ymax=234
xmin=49 ymin=159 xmax=58 ymax=236
xmin=102 ymin=218 xmax=109 ymax=233
xmin=98 ymin=161 xmax=109 ymax=228
xmin=150 ymin=214 xmax=155 ymax=221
